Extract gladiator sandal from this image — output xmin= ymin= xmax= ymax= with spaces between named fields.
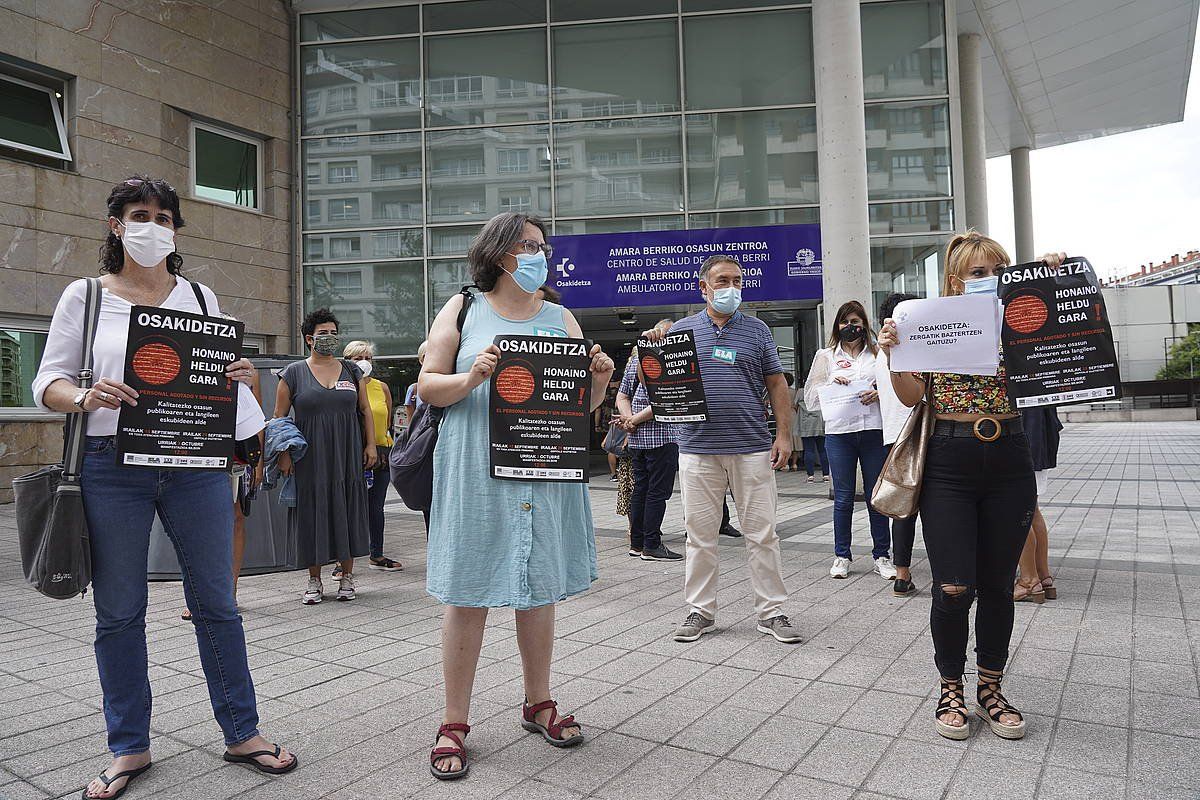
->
xmin=934 ymin=677 xmax=970 ymax=740
xmin=976 ymin=669 xmax=1026 ymax=740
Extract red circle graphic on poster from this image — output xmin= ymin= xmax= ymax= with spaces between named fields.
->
xmin=495 ymin=365 xmax=536 ymax=404
xmin=1005 ymin=295 xmax=1049 ymax=335
xmin=131 ymin=342 xmax=181 ymax=385
xmin=641 ymin=355 xmax=663 ymax=380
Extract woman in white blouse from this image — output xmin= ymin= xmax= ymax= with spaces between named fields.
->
xmin=803 ymin=300 xmax=895 ymax=581
xmin=33 ymin=177 xmax=296 ymax=799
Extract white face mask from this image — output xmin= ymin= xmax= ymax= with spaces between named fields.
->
xmin=117 ymin=219 xmax=176 ymax=268
xmin=354 ymin=359 xmax=373 ymax=377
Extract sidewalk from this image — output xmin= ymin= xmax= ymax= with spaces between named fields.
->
xmin=2 ymin=422 xmax=1198 ymax=800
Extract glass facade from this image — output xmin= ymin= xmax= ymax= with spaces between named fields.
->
xmin=299 ymin=0 xmax=954 ymax=355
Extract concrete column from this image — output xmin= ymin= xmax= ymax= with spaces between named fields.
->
xmin=1010 ymin=145 xmax=1034 ymax=263
xmin=814 ymin=0 xmax=873 ymax=316
xmin=958 ymin=33 xmax=988 ymax=232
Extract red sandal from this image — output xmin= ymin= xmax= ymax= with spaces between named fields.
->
xmin=521 ymin=699 xmax=583 ymax=748
xmin=429 ymin=722 xmax=470 ymax=781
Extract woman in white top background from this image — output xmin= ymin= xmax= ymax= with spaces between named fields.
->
xmin=874 ymin=292 xmax=922 ymax=596
xmin=33 ymin=177 xmax=296 ymax=799
xmin=804 ymin=300 xmax=896 ymax=581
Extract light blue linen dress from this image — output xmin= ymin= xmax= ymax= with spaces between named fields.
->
xmin=427 ymin=295 xmax=598 ymax=609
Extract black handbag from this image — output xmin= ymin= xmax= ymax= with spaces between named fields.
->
xmin=13 ymin=277 xmax=103 ymax=599
xmin=602 ymin=423 xmax=630 ymax=457
xmin=389 ymin=286 xmax=474 ymax=512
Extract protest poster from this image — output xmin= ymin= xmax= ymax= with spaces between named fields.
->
xmin=637 ymin=329 xmax=708 ymax=422
xmin=817 ymin=380 xmax=881 ymax=426
xmin=116 ymin=306 xmax=243 ymax=469
xmin=887 ymin=295 xmax=1001 ymax=376
xmin=489 ymin=334 xmax=593 ymax=482
xmin=998 ymin=256 xmax=1122 ymax=407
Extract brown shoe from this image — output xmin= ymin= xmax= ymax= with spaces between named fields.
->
xmin=1013 ymin=579 xmax=1044 ymax=604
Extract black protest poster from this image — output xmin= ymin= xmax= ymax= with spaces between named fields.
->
xmin=489 ymin=334 xmax=593 ymax=482
xmin=998 ymin=256 xmax=1122 ymax=408
xmin=637 ymin=329 xmax=709 ymax=422
xmin=116 ymin=306 xmax=244 ymax=469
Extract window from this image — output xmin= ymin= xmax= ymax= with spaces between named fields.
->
xmin=554 ymin=21 xmax=679 ymax=119
xmin=684 ymin=10 xmax=814 ymax=109
xmin=892 ymin=154 xmax=925 ymax=175
xmin=686 ymin=109 xmax=818 ymax=209
xmin=305 ymin=238 xmax=324 ymax=260
xmin=425 ymin=30 xmax=547 ymax=126
xmin=0 ymin=328 xmax=49 ymax=408
xmin=304 ymin=90 xmax=321 ymax=117
xmin=330 ymin=270 xmax=363 ymax=294
xmin=325 ymin=125 xmax=359 ymax=147
xmin=374 ymin=200 xmax=420 ymax=221
xmin=861 ymin=0 xmax=947 ymax=100
xmin=329 ymin=236 xmax=361 ymax=260
xmin=426 ymin=75 xmax=483 ymax=104
xmin=329 ymin=198 xmax=359 ymax=221
xmin=339 ymin=309 xmax=364 ymax=333
xmin=307 ymin=200 xmax=321 ymax=224
xmin=0 ymin=72 xmax=71 ymax=162
xmin=327 ymin=161 xmax=358 ymax=183
xmin=306 ymin=163 xmax=321 ymax=184
xmin=554 ymin=117 xmax=682 ymax=215
xmin=500 ymin=192 xmax=531 ymax=212
xmin=191 ymin=121 xmax=261 ymax=210
xmin=326 ymin=86 xmax=357 ymax=112
xmin=496 ymin=79 xmax=528 ymax=99
xmin=498 ymin=148 xmax=529 ymax=174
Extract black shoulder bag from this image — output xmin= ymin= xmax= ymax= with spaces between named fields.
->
xmin=389 ymin=286 xmax=475 ymax=512
xmin=13 ymin=277 xmax=103 ymax=599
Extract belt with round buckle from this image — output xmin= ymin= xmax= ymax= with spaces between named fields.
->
xmin=972 ymin=417 xmax=1002 ymax=442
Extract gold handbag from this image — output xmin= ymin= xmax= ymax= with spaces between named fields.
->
xmin=871 ymin=380 xmax=935 ymax=520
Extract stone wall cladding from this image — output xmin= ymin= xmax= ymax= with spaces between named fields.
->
xmin=0 ymin=0 xmax=294 ymax=501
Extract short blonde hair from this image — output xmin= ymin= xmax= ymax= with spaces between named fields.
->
xmin=942 ymin=230 xmax=1010 ymax=297
xmin=343 ymin=340 xmax=375 ymax=359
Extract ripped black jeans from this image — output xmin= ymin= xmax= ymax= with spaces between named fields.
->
xmin=919 ymin=430 xmax=1036 ymax=679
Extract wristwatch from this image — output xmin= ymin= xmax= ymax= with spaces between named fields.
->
xmin=73 ymin=389 xmax=90 ymax=411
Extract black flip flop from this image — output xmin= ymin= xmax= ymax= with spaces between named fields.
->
xmin=80 ymin=763 xmax=151 ymax=799
xmin=222 ymin=744 xmax=298 ymax=775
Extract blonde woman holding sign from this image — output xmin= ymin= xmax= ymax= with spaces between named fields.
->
xmin=878 ymin=230 xmax=1065 ymax=742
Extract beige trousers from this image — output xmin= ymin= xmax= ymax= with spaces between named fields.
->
xmin=679 ymin=451 xmax=788 ymax=622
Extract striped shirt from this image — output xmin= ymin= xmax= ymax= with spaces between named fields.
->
xmin=618 ymin=355 xmax=673 ymax=450
xmin=669 ymin=309 xmax=784 ymax=455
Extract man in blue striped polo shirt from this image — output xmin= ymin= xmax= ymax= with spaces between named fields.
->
xmin=646 ymin=254 xmax=801 ymax=645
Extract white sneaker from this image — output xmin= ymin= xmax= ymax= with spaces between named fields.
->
xmin=874 ymin=556 xmax=898 ymax=580
xmin=337 ymin=572 xmax=356 ymax=601
xmin=830 ymin=557 xmax=851 ymax=579
xmin=302 ymin=577 xmax=323 ymax=605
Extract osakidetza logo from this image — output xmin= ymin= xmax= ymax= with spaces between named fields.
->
xmin=554 ymin=256 xmax=591 ymax=288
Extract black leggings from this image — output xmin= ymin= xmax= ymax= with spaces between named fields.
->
xmin=919 ymin=431 xmax=1036 ymax=679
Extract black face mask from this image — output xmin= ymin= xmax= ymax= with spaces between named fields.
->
xmin=838 ymin=324 xmax=865 ymax=343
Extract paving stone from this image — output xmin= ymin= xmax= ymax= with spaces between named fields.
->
xmin=762 ymin=774 xmax=854 ymax=800
xmin=671 ymin=758 xmax=783 ymax=800
xmin=1132 ymin=691 xmax=1200 ymax=738
xmin=1045 ymin=720 xmax=1130 ymax=777
xmin=944 ymin=750 xmax=1040 ymax=799
xmin=1037 ymin=766 xmax=1126 ymax=800
xmin=792 ymin=727 xmax=891 ymax=788
xmin=861 ymin=739 xmax=964 ymax=800
xmin=1130 ymin=731 xmax=1200 ymax=789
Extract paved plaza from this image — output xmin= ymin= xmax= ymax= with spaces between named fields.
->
xmin=2 ymin=422 xmax=1199 ymax=800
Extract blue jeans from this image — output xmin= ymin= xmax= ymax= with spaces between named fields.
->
xmin=801 ymin=436 xmax=828 ymax=476
xmin=81 ymin=437 xmax=260 ymax=756
xmin=825 ymin=429 xmax=891 ymax=560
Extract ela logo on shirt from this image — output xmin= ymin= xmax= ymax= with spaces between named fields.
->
xmin=836 ymin=359 xmax=852 ymax=369
xmin=712 ymin=346 xmax=737 ymax=365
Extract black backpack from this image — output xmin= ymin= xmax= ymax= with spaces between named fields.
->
xmin=389 ymin=287 xmax=474 ymax=511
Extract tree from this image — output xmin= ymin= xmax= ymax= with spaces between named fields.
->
xmin=1157 ymin=329 xmax=1200 ymax=380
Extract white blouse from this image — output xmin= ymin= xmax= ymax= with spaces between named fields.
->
xmin=803 ymin=344 xmax=884 ymax=435
xmin=33 ymin=277 xmax=265 ymax=439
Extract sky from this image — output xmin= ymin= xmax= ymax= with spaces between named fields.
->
xmin=985 ymin=35 xmax=1200 ymax=282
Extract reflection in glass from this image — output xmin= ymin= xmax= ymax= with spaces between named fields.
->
xmin=553 ymin=21 xmax=679 ymax=118
xmin=684 ymin=10 xmax=814 ymax=109
xmin=688 ymin=208 xmax=818 ymax=229
xmin=428 ymin=226 xmax=482 ymax=256
xmin=426 ymin=125 xmax=550 ymax=224
xmin=868 ymin=201 xmax=952 ymax=235
xmin=301 ymin=40 xmax=421 ymax=134
xmin=861 ymin=0 xmax=947 ymax=100
xmin=687 ymin=109 xmax=818 ymax=210
xmin=305 ymin=262 xmax=426 ymax=354
xmin=423 ymin=0 xmax=544 ymax=31
xmin=554 ymin=117 xmax=683 ymax=215
xmin=303 ymin=135 xmax=423 ymax=230
xmin=428 ymin=258 xmax=475 ymax=316
xmin=682 ymin=0 xmax=804 ymax=10
xmin=300 ymin=7 xmax=418 ymax=41
xmin=553 ymin=0 xmax=675 ymax=21
xmin=553 ymin=216 xmax=684 ymax=235
xmin=425 ymin=30 xmax=548 ymax=127
xmin=869 ymin=235 xmax=949 ymax=313
xmin=0 ymin=329 xmax=47 ymax=407
xmin=864 ymin=100 xmax=951 ymax=201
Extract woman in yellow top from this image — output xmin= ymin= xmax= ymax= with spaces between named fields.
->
xmin=879 ymin=231 xmax=1065 ymax=743
xmin=345 ymin=340 xmax=403 ymax=571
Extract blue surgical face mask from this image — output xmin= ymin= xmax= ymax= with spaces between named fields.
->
xmin=505 ymin=251 xmax=548 ymax=294
xmin=710 ymin=286 xmax=742 ymax=314
xmin=963 ymin=275 xmax=999 ymax=296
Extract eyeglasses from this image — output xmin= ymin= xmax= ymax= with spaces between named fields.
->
xmin=513 ymin=239 xmax=553 ymax=258
xmin=123 ymin=178 xmax=176 ymax=193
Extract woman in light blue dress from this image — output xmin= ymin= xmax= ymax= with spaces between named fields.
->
xmin=419 ymin=213 xmax=614 ymax=780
